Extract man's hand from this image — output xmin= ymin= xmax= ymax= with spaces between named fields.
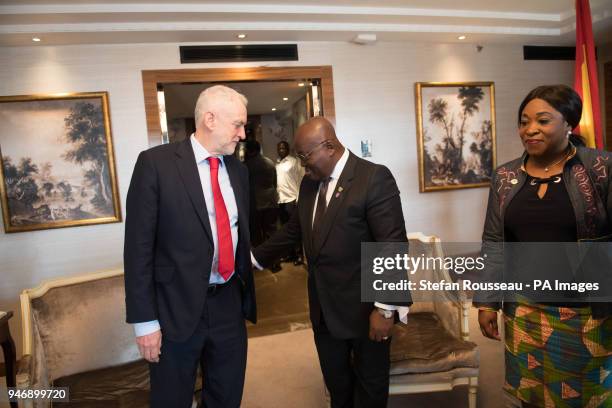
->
xmin=478 ymin=310 xmax=501 ymax=341
xmin=136 ymin=330 xmax=162 ymax=363
xmin=369 ymin=310 xmax=394 ymax=342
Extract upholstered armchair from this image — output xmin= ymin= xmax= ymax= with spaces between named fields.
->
xmin=17 ymin=269 xmax=201 ymax=408
xmin=388 ymin=232 xmax=479 ymax=408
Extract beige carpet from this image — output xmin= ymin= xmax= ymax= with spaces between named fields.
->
xmin=0 ymin=380 xmax=9 ymax=408
xmin=243 ymin=307 xmax=506 ymax=408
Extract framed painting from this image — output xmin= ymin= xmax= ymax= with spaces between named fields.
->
xmin=0 ymin=92 xmax=121 ymax=232
xmin=415 ymin=82 xmax=497 ymax=192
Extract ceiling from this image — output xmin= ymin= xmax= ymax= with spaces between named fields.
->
xmin=1 ymin=0 xmax=612 ymax=47
xmin=163 ymin=81 xmax=310 ymax=117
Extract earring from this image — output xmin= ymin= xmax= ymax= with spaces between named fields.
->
xmin=566 ymin=130 xmax=571 ymax=138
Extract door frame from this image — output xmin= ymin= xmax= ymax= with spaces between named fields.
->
xmin=141 ymin=65 xmax=335 ymax=146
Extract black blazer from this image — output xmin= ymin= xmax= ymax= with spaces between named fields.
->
xmin=124 ymin=138 xmax=256 ymax=342
xmin=254 ymin=152 xmax=410 ymax=339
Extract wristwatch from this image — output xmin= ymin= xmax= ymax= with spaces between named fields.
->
xmin=376 ymin=307 xmax=394 ymax=319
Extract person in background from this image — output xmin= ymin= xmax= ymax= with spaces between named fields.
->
xmin=124 ymin=85 xmax=256 ymax=408
xmin=475 ymin=84 xmax=612 ymax=408
xmin=275 ymin=140 xmax=305 ymax=265
xmin=245 ymin=139 xmax=281 ymax=271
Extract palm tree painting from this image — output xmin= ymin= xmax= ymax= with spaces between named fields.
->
xmin=0 ymin=92 xmax=121 ymax=232
xmin=415 ymin=82 xmax=496 ymax=192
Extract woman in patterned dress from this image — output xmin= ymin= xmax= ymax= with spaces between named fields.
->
xmin=475 ymin=85 xmax=612 ymax=407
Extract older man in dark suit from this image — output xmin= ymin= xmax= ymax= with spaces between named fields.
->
xmin=253 ymin=117 xmax=411 ymax=408
xmin=124 ymin=85 xmax=256 ymax=408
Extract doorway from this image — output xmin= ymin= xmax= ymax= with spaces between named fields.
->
xmin=141 ymin=66 xmax=335 ymax=147
xmin=159 ymin=79 xmax=322 ymax=159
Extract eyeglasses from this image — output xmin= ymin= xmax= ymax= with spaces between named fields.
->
xmin=296 ymin=140 xmax=330 ymax=164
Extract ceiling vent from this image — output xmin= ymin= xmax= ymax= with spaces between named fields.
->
xmin=179 ymin=44 xmax=298 ymax=63
xmin=523 ymin=46 xmax=577 ymax=60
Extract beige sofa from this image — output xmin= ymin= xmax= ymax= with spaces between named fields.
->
xmin=17 ymin=269 xmax=199 ymax=408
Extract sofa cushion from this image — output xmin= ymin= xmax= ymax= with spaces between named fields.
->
xmin=53 ymin=359 xmax=202 ymax=407
xmin=53 ymin=359 xmax=149 ymax=407
xmin=389 ymin=312 xmax=478 ymax=375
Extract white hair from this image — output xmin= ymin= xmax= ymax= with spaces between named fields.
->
xmin=194 ymin=85 xmax=248 ymax=129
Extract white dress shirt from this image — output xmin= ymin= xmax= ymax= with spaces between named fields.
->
xmin=276 ymin=155 xmax=304 ymax=204
xmin=133 ymin=135 xmax=240 ymax=337
xmin=311 ymin=148 xmax=350 ymax=226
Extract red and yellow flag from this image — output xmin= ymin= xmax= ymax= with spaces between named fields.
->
xmin=574 ymin=0 xmax=603 ymax=149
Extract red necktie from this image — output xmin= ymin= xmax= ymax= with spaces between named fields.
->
xmin=208 ymin=157 xmax=234 ymax=281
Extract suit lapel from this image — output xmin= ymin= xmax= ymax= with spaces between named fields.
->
xmin=175 ymin=139 xmax=214 ymax=243
xmin=312 ymin=152 xmax=358 ymax=256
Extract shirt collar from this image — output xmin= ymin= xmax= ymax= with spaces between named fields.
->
xmin=329 ymin=148 xmax=350 ymax=181
xmin=277 ymin=155 xmax=294 ymax=164
xmin=190 ymin=134 xmax=225 ymax=166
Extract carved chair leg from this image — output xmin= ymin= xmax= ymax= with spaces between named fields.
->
xmin=468 ymin=376 xmax=478 ymax=408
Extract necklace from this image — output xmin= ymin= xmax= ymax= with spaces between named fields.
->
xmin=542 ymin=147 xmax=572 ymax=172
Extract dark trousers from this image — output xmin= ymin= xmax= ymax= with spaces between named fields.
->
xmin=313 ymin=318 xmax=391 ymax=408
xmin=279 ymin=201 xmax=303 ymax=260
xmin=149 ymin=277 xmax=247 ymax=408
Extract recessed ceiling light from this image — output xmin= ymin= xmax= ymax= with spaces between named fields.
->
xmin=457 ymin=35 xmax=467 ymax=40
xmin=32 ymin=37 xmax=41 ymax=42
xmin=283 ymin=97 xmax=288 ymax=101
xmin=271 ymin=108 xmax=277 ymax=111
xmin=298 ymin=82 xmax=305 ymax=87
xmin=237 ymin=34 xmax=247 ymax=39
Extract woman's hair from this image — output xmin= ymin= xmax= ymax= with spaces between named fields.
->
xmin=517 ymin=84 xmax=585 ymax=146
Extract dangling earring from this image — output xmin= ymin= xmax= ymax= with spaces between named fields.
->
xmin=566 ymin=130 xmax=571 ymax=139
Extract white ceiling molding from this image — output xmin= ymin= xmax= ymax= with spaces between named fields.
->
xmin=559 ymin=8 xmax=612 ymax=34
xmin=1 ymin=0 xmax=610 ymax=46
xmin=0 ymin=22 xmax=563 ymax=36
xmin=0 ymin=4 xmax=563 ymax=21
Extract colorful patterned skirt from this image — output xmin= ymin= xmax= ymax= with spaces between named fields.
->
xmin=503 ymin=302 xmax=611 ymax=407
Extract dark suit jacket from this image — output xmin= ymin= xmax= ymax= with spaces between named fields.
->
xmin=254 ymin=152 xmax=410 ymax=339
xmin=245 ymin=154 xmax=278 ymax=210
xmin=124 ymin=138 xmax=256 ymax=343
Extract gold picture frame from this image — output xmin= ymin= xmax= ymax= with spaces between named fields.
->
xmin=0 ymin=92 xmax=121 ymax=232
xmin=415 ymin=82 xmax=497 ymax=192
